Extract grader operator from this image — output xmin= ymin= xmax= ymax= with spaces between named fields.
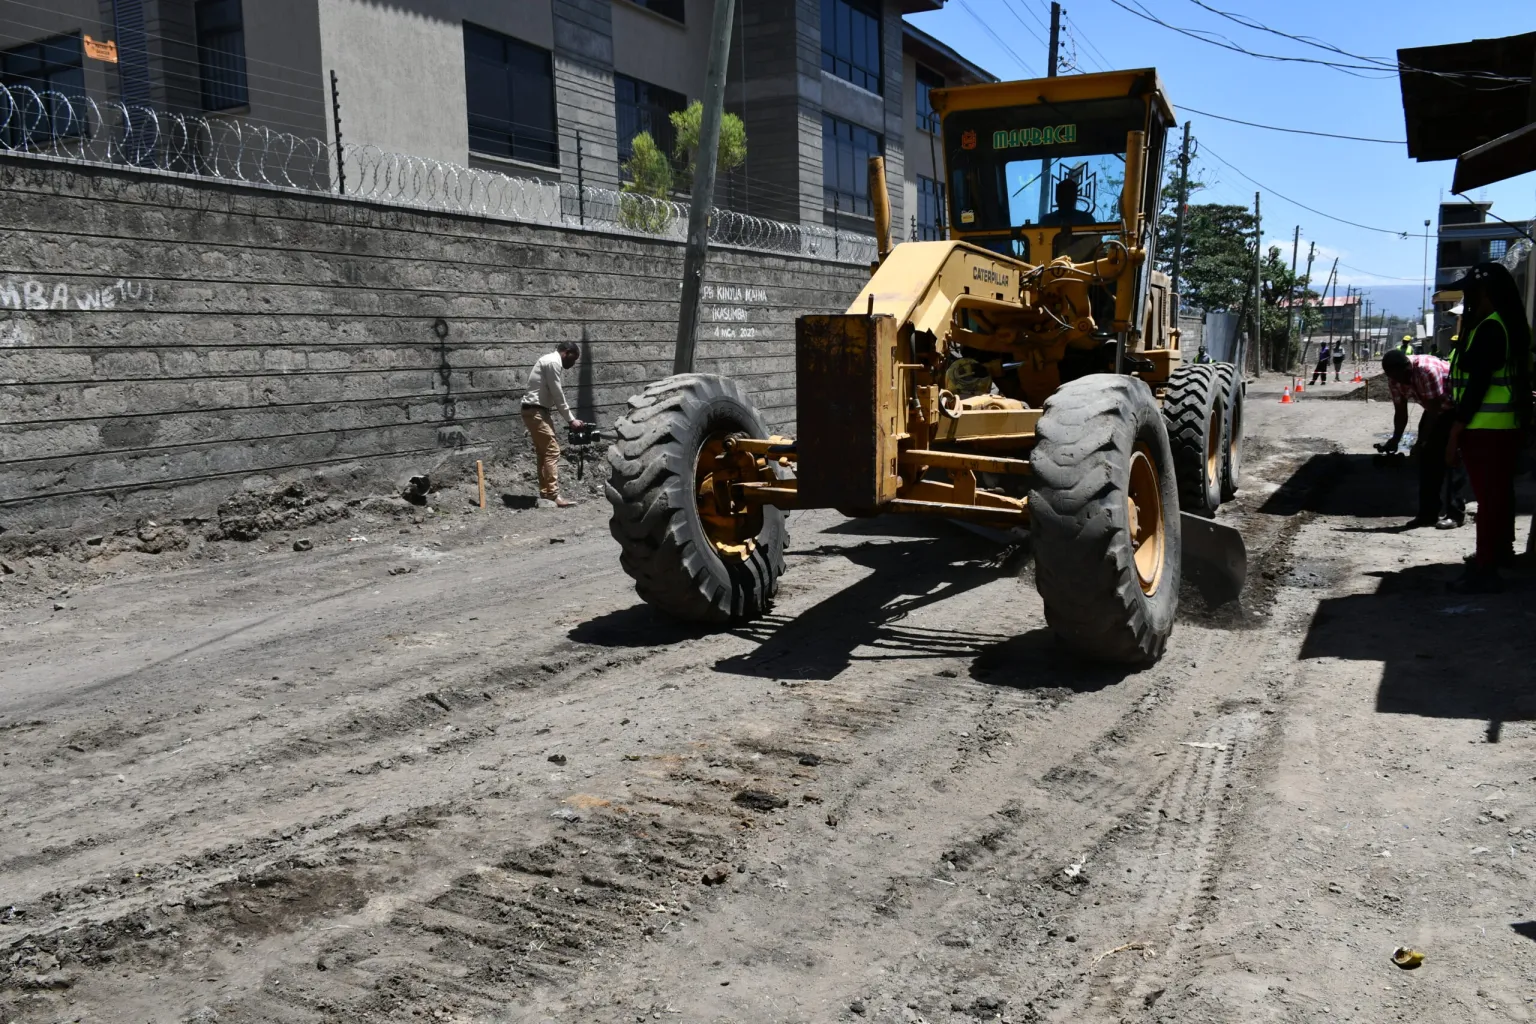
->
xmin=605 ymin=69 xmax=1246 ymax=665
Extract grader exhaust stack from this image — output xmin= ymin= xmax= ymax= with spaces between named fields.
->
xmin=606 ymin=67 xmax=1248 ymax=664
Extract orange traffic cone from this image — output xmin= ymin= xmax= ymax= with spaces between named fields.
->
xmin=1351 ymin=369 xmax=1364 ymax=383
xmin=1294 ymin=376 xmax=1305 ymax=394
xmin=1280 ymin=386 xmax=1293 ymax=404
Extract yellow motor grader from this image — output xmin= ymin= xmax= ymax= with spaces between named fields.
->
xmin=605 ymin=68 xmax=1246 ymax=664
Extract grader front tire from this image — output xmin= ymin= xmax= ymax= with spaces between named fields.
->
xmin=606 ymin=374 xmax=787 ymax=624
xmin=1163 ymin=364 xmax=1226 ymax=518
xmin=1214 ymin=363 xmax=1244 ymax=502
xmin=1029 ymin=374 xmax=1182 ymax=665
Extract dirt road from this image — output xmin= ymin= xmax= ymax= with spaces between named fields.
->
xmin=3 ymin=377 xmax=1535 ymax=1024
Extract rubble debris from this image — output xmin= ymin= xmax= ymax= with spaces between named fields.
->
xmin=733 ymin=789 xmax=789 ymax=811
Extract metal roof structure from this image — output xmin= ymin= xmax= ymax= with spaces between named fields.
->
xmin=1397 ymin=31 xmax=1536 ymax=191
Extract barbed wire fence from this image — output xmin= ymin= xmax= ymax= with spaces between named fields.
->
xmin=0 ymin=83 xmax=878 ymax=265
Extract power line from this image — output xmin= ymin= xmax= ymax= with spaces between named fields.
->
xmin=1000 ymin=0 xmax=1049 ymax=51
xmin=1336 ymin=261 xmax=1429 ymax=282
xmin=1108 ymin=0 xmax=1530 ymax=88
xmin=1200 ymin=142 xmax=1431 ymax=238
xmin=1184 ymin=0 xmax=1532 ymax=87
xmin=1180 ymin=103 xmax=1405 ymax=144
xmin=957 ymin=0 xmax=1039 ymax=77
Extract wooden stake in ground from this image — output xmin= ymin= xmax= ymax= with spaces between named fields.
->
xmin=476 ymin=460 xmax=486 ymax=510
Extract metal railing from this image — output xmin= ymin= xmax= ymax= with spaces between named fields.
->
xmin=0 ymin=84 xmax=878 ymax=265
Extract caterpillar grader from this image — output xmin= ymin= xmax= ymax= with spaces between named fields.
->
xmin=604 ymin=68 xmax=1247 ymax=664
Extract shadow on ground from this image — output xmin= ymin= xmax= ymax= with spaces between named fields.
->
xmin=1299 ymin=563 xmax=1536 ymax=736
xmin=714 ymin=533 xmax=1007 ymax=681
xmin=968 ymin=627 xmax=1134 ymax=693
xmin=1258 ymin=453 xmax=1419 ymax=519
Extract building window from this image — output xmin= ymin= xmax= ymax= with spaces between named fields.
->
xmin=916 ymin=174 xmax=944 ymax=239
xmin=464 ymin=23 xmax=558 ymax=168
xmin=0 ymin=33 xmax=86 ymax=142
xmin=915 ymin=65 xmax=942 ymax=134
xmin=621 ymin=0 xmax=685 ymax=23
xmin=823 ymin=114 xmax=881 ymax=218
xmin=820 ymin=0 xmax=881 ymax=94
xmin=614 ymin=73 xmax=686 ymax=167
xmin=1487 ymin=238 xmax=1508 ymax=261
xmin=195 ymin=0 xmax=248 ymax=110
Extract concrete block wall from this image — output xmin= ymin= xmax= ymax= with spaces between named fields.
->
xmin=0 ymin=159 xmax=868 ymax=539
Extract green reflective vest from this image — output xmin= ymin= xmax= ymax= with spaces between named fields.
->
xmin=1449 ymin=312 xmax=1518 ymax=430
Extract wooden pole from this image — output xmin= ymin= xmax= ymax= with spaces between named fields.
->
xmin=673 ymin=0 xmax=738 ymax=374
xmin=476 ymin=460 xmax=486 ymax=510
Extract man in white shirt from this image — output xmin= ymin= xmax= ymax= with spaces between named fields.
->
xmin=520 ymin=341 xmax=586 ymax=507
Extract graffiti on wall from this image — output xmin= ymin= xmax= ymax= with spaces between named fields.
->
xmin=0 ymin=277 xmax=154 ymax=313
xmin=702 ymin=283 xmax=768 ymax=340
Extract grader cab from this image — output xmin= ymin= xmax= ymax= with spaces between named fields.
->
xmin=606 ymin=69 xmax=1246 ymax=664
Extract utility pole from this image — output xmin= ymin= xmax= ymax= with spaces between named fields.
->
xmin=673 ymin=0 xmax=737 ymax=374
xmin=1286 ymin=226 xmax=1300 ymax=370
xmin=1169 ymin=120 xmax=1192 ymax=309
xmin=1037 ymin=2 xmax=1062 ymax=223
xmin=1048 ymin=2 xmax=1062 ymax=75
xmin=1420 ymin=217 xmax=1432 ymax=340
xmin=1301 ymin=240 xmax=1317 ymax=345
xmin=1251 ymin=191 xmax=1261 ymax=372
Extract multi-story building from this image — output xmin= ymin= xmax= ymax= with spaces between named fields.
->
xmin=1430 ymin=200 xmax=1534 ymax=346
xmin=0 ymin=0 xmax=994 ymax=237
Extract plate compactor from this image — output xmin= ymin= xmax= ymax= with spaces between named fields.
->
xmin=605 ymin=68 xmax=1246 ymax=664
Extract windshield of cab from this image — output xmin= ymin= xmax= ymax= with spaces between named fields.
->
xmin=942 ymin=96 xmax=1149 ymax=235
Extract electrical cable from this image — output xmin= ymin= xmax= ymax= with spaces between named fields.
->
xmin=1179 ymin=103 xmax=1406 ymax=144
xmin=999 ymin=0 xmax=1049 ymax=51
xmin=1108 ymin=0 xmax=1530 ymax=88
xmin=957 ymin=0 xmax=1038 ymax=77
xmin=1183 ymin=0 xmax=1532 ymax=87
xmin=1200 ymin=142 xmax=1430 ymax=238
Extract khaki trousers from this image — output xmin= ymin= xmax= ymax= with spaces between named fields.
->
xmin=521 ymin=406 xmax=561 ymax=499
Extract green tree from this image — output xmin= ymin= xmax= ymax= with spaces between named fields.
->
xmin=618 ymin=131 xmax=675 ymax=234
xmin=669 ymin=101 xmax=748 ymax=192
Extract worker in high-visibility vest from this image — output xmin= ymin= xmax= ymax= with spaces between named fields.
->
xmin=1444 ymin=262 xmax=1533 ymax=592
xmin=1400 ymin=335 xmax=1415 ymax=356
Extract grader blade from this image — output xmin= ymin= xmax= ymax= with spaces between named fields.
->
xmin=1178 ymin=512 xmax=1247 ymax=607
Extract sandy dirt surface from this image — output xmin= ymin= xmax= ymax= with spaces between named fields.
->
xmin=3 ymin=377 xmax=1535 ymax=1024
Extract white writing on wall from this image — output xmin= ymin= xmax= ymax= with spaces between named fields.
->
xmin=0 ymin=319 xmax=30 ymax=348
xmin=701 ymin=283 xmax=768 ymax=340
xmin=0 ymin=277 xmax=154 ymax=312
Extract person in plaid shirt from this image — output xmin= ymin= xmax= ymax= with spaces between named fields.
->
xmin=1381 ymin=348 xmax=1465 ymax=529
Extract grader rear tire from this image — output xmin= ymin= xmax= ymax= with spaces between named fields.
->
xmin=605 ymin=373 xmax=787 ymax=624
xmin=1163 ymin=364 xmax=1226 ymax=518
xmin=1214 ymin=363 xmax=1244 ymax=501
xmin=1030 ymin=374 xmax=1183 ymax=665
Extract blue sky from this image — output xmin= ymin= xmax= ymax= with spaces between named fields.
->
xmin=905 ymin=0 xmax=1535 ymax=315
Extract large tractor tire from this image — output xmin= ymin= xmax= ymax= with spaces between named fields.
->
xmin=1214 ymin=363 xmax=1244 ymax=502
xmin=1162 ymin=364 xmax=1226 ymax=518
xmin=606 ymin=373 xmax=787 ymax=624
xmin=1030 ymin=374 xmax=1183 ymax=665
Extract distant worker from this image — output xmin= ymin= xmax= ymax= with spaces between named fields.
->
xmin=1400 ymin=335 xmax=1415 ymax=356
xmin=1444 ymin=262 xmax=1533 ymax=592
xmin=520 ymin=340 xmax=587 ymax=508
xmin=1194 ymin=344 xmax=1212 ymax=364
xmin=1039 ymin=177 xmax=1097 ymax=228
xmin=1380 ymin=347 xmax=1464 ymax=530
xmin=1310 ymin=341 xmax=1331 ymax=385
xmin=1332 ymin=343 xmax=1346 ymax=381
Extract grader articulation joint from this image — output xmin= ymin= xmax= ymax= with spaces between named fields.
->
xmin=606 ymin=68 xmax=1247 ymax=664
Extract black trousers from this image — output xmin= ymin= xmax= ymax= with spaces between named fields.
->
xmin=1417 ymin=410 xmax=1466 ymax=522
xmin=1332 ymin=355 xmax=1345 ymax=380
xmin=1310 ymin=360 xmax=1330 ymax=384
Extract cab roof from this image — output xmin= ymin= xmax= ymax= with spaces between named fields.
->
xmin=930 ymin=68 xmax=1176 ymax=127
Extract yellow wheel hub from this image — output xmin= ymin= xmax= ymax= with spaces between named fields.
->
xmin=1126 ymin=444 xmax=1166 ymax=596
xmin=695 ymin=433 xmax=765 ymax=560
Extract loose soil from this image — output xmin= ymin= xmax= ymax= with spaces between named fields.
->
xmin=2 ymin=377 xmax=1534 ymax=1024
